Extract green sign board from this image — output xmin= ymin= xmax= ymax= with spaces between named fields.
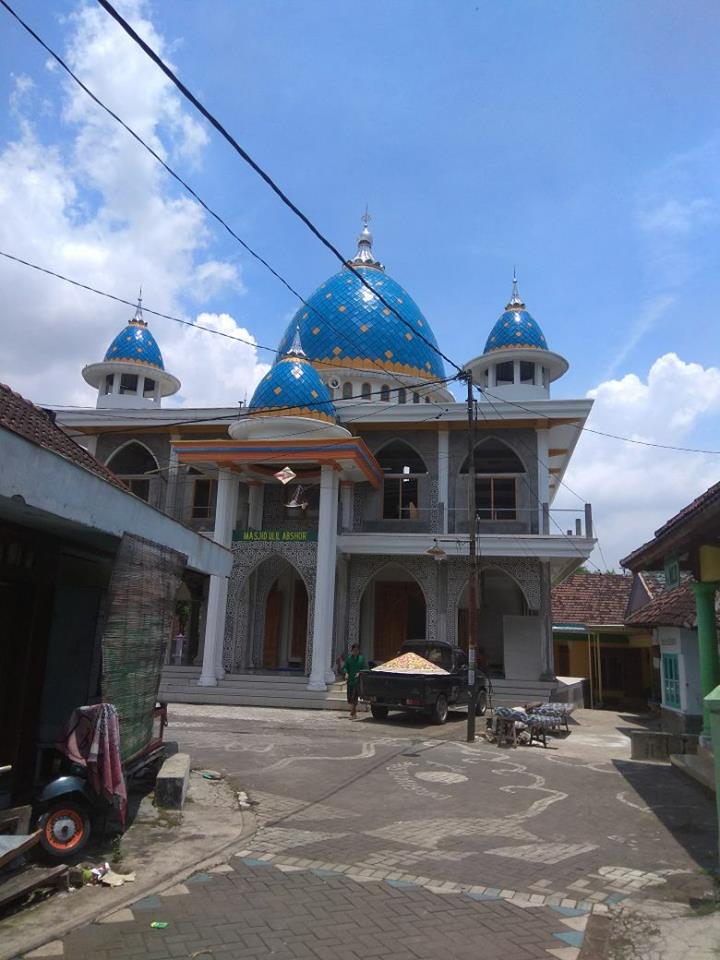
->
xmin=233 ymin=529 xmax=318 ymax=543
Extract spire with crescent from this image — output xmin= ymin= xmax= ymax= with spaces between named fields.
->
xmin=131 ymin=287 xmax=147 ymax=326
xmin=506 ymin=268 xmax=526 ymax=310
xmin=348 ymin=207 xmax=384 ymax=270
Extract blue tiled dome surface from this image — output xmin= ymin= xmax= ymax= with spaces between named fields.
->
xmin=484 ymin=309 xmax=548 ymax=353
xmin=276 ymin=265 xmax=445 ymax=381
xmin=104 ymin=321 xmax=165 ymax=369
xmin=249 ymin=356 xmax=336 ymax=420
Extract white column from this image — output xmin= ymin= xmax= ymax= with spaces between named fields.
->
xmin=248 ymin=482 xmax=264 ymax=530
xmin=307 ymin=465 xmax=340 ymax=691
xmin=198 ymin=469 xmax=239 ymax=686
xmin=437 ymin=427 xmax=449 ymax=533
xmin=536 ymin=427 xmax=550 ymax=534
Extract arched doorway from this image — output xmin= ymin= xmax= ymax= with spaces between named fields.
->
xmin=260 ymin=562 xmax=309 ymax=671
xmin=107 ymin=441 xmax=158 ymax=502
xmin=359 ymin=563 xmax=426 ymax=663
xmin=457 ymin=568 xmax=527 ymax=675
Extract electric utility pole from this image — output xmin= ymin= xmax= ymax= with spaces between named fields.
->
xmin=465 ymin=372 xmax=480 ymax=742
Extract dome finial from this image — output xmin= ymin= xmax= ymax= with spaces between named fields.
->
xmin=349 ymin=207 xmax=384 ymax=270
xmin=506 ymin=268 xmax=525 ymax=310
xmin=131 ymin=286 xmax=147 ymax=326
xmin=287 ymin=324 xmax=306 ymax=358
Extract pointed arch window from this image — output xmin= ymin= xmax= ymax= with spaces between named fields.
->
xmin=377 ymin=441 xmax=427 ymax=520
xmin=460 ymin=438 xmax=525 ymax=521
xmin=107 ymin=442 xmax=158 ymax=502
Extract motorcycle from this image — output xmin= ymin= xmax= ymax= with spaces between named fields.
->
xmin=33 ymin=702 xmax=168 ymax=859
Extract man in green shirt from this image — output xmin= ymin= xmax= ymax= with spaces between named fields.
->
xmin=344 ymin=643 xmax=367 ymax=719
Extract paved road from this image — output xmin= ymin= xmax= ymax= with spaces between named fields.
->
xmin=57 ymin=706 xmax=717 ymax=960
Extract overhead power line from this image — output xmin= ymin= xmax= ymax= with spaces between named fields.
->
xmin=478 ymin=385 xmax=720 ymax=456
xmin=0 ymin=1 xmax=451 ymax=406
xmin=94 ymin=0 xmax=463 ymax=376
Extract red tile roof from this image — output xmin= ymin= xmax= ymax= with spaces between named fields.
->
xmin=0 ymin=383 xmax=125 ymax=489
xmin=552 ymin=572 xmax=633 ymax=627
xmin=625 ymin=581 xmax=697 ymax=629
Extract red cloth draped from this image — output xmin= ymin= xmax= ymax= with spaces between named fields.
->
xmin=57 ymin=704 xmax=127 ymax=825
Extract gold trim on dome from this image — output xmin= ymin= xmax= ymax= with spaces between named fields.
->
xmin=485 ymin=343 xmax=543 ymax=352
xmin=249 ymin=405 xmax=335 ymax=423
xmin=359 ymin=323 xmax=369 ymax=332
xmin=101 ymin=356 xmax=163 ymax=370
xmin=311 ymin=355 xmax=439 ymax=380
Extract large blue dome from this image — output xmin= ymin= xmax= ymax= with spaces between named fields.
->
xmin=249 ymin=350 xmax=336 ymax=422
xmin=276 ymin=261 xmax=446 ymax=382
xmin=484 ymin=307 xmax=548 ymax=353
xmin=104 ymin=318 xmax=165 ymax=369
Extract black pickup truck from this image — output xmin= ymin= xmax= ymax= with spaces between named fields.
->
xmin=357 ymin=640 xmax=488 ymax=724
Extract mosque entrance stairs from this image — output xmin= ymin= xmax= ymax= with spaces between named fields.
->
xmin=160 ymin=666 xmax=351 ymax=711
xmin=160 ymin=668 xmax=579 ymax=712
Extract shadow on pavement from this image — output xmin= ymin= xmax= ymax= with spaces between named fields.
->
xmin=612 ymin=757 xmax=718 ymax=879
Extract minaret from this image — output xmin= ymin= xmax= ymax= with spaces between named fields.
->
xmin=82 ymin=291 xmax=181 ymax=409
xmin=463 ymin=271 xmax=568 ymax=400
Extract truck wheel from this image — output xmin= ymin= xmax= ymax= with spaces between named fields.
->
xmin=432 ymin=695 xmax=448 ymax=725
xmin=38 ymin=800 xmax=91 ymax=858
xmin=475 ymin=691 xmax=488 ymax=716
xmin=370 ymin=705 xmax=389 ymax=720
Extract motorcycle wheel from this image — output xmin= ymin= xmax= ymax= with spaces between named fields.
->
xmin=38 ymin=801 xmax=91 ymax=858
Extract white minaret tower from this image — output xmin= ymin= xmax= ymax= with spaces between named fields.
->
xmin=464 ymin=272 xmax=568 ymax=400
xmin=82 ymin=292 xmax=180 ymax=409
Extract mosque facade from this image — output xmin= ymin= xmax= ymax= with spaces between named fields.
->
xmin=57 ymin=221 xmax=595 ymax=700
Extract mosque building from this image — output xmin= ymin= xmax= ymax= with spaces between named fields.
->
xmin=57 ymin=219 xmax=595 ymax=706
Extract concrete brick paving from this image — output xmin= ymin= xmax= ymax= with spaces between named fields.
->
xmin=61 ymin=861 xmax=571 ymax=960
xmin=31 ymin=706 xmax=719 ymax=960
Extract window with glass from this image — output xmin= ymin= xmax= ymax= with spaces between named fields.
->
xmin=191 ymin=473 xmax=217 ymax=520
xmin=378 ymin=441 xmax=427 ymax=520
xmin=380 ymin=384 xmax=390 ymax=402
xmin=662 ymin=653 xmax=681 ymax=708
xmin=104 ymin=374 xmax=114 ymax=395
xmin=107 ymin=442 xmax=158 ymax=503
xmin=460 ymin=438 xmax=525 ymax=521
xmin=143 ymin=377 xmax=156 ymax=398
xmin=397 ymin=388 xmax=406 ymax=404
xmin=342 ymin=382 xmax=353 ymax=399
xmin=412 ymin=392 xmax=420 ymax=403
xmin=119 ymin=373 xmax=138 ymax=395
xmin=361 ymin=383 xmax=371 ymax=400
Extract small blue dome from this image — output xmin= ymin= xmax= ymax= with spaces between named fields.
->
xmin=249 ymin=353 xmax=336 ymax=422
xmin=276 ymin=264 xmax=445 ymax=381
xmin=104 ymin=319 xmax=165 ymax=370
xmin=484 ymin=308 xmax=548 ymax=353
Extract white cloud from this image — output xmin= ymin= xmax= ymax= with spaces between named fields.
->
xmin=0 ymin=0 xmax=265 ymax=408
xmin=164 ymin=313 xmax=269 ymax=409
xmin=559 ymin=353 xmax=720 ymax=570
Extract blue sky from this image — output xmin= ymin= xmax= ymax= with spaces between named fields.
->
xmin=1 ymin=0 xmax=719 ymax=565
